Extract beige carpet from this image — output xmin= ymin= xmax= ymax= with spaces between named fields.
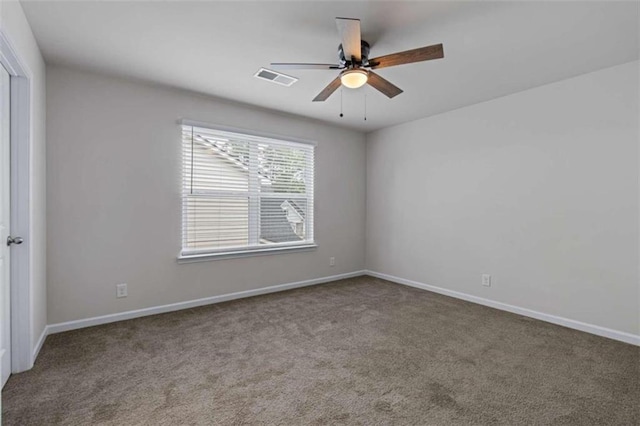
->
xmin=3 ymin=276 xmax=638 ymax=425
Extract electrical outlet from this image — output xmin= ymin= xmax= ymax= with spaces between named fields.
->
xmin=329 ymin=257 xmax=335 ymax=267
xmin=482 ymin=274 xmax=491 ymax=287
xmin=116 ymin=283 xmax=128 ymax=298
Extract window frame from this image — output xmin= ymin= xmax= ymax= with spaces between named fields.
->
xmin=177 ymin=120 xmax=317 ymax=263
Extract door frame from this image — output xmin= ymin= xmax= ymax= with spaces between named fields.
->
xmin=0 ymin=30 xmax=33 ymax=373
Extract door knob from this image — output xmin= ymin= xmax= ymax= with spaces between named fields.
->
xmin=6 ymin=236 xmax=23 ymax=246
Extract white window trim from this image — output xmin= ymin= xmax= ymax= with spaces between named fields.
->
xmin=178 ymin=120 xmax=317 ymax=262
xmin=177 ymin=243 xmax=318 ymax=263
xmin=179 ymin=119 xmax=318 ymax=147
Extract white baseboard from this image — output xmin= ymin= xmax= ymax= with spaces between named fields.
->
xmin=365 ymin=270 xmax=640 ymax=346
xmin=46 ymin=270 xmax=366 ymax=336
xmin=32 ymin=326 xmax=48 ymax=364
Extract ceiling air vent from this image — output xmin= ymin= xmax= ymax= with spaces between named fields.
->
xmin=254 ymin=68 xmax=298 ymax=87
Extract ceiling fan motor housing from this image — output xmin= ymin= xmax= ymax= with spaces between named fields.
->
xmin=338 ymin=40 xmax=370 ymax=68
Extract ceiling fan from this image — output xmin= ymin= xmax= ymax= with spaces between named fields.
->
xmin=271 ymin=17 xmax=444 ymax=102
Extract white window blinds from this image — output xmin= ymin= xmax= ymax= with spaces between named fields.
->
xmin=181 ymin=124 xmax=315 ymax=256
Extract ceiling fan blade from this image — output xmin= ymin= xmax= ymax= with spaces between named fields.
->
xmin=312 ymin=76 xmax=342 ymax=102
xmin=369 ymin=43 xmax=444 ymax=69
xmin=367 ymin=71 xmax=403 ymax=98
xmin=336 ymin=17 xmax=361 ymax=62
xmin=271 ymin=63 xmax=341 ymax=70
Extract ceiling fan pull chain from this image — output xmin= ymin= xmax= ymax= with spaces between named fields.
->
xmin=340 ymin=88 xmax=344 ymax=117
xmin=364 ymin=93 xmax=367 ymax=121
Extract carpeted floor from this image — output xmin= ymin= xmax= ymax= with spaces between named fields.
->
xmin=2 ymin=276 xmax=638 ymax=425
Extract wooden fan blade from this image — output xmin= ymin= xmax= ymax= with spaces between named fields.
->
xmin=367 ymin=71 xmax=403 ymax=98
xmin=336 ymin=17 xmax=361 ymax=62
xmin=313 ymin=76 xmax=342 ymax=102
xmin=271 ymin=63 xmax=341 ymax=70
xmin=369 ymin=43 xmax=444 ymax=69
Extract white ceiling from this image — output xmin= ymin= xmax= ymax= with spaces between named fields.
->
xmin=22 ymin=1 xmax=639 ymax=132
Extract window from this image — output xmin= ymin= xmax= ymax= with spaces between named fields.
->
xmin=180 ymin=123 xmax=315 ymax=259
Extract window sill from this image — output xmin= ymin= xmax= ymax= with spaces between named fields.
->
xmin=177 ymin=243 xmax=318 ymax=263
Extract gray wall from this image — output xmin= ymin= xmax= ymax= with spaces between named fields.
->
xmin=46 ymin=60 xmax=639 ymax=338
xmin=1 ymin=1 xmax=47 ymax=357
xmin=366 ymin=61 xmax=639 ymax=335
xmin=46 ymin=65 xmax=366 ymax=324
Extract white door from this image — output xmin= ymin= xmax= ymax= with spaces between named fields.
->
xmin=0 ymin=64 xmax=11 ymax=388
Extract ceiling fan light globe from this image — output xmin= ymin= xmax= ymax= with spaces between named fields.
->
xmin=340 ymin=69 xmax=368 ymax=89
